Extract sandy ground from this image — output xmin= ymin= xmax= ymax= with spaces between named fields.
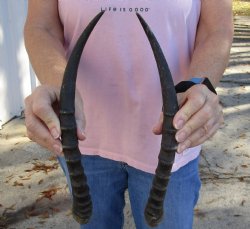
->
xmin=0 ymin=16 xmax=249 ymax=229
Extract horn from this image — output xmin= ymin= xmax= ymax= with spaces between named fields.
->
xmin=59 ymin=11 xmax=104 ymax=224
xmin=136 ymin=13 xmax=179 ymax=227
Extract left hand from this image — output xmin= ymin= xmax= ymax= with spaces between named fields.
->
xmin=153 ymin=84 xmax=224 ymax=153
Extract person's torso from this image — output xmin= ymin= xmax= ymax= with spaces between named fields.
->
xmin=58 ymin=0 xmax=201 ymax=173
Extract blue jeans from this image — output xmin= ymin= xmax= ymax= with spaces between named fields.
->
xmin=58 ymin=155 xmax=201 ymax=229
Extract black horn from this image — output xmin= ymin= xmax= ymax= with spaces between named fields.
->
xmin=59 ymin=11 xmax=104 ymax=224
xmin=136 ymin=13 xmax=179 ymax=227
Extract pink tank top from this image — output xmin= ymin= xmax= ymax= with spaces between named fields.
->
xmin=58 ymin=0 xmax=201 ymax=173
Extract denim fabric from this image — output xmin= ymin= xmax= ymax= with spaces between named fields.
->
xmin=58 ymin=156 xmax=201 ymax=229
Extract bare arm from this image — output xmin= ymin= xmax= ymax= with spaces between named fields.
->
xmin=24 ymin=0 xmax=66 ymax=86
xmin=188 ymin=0 xmax=234 ymax=86
xmin=154 ymin=0 xmax=233 ymax=153
xmin=24 ymin=0 xmax=85 ymax=155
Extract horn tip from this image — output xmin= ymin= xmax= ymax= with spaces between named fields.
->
xmin=136 ymin=12 xmax=142 ymax=19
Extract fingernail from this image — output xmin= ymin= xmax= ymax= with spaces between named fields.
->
xmin=177 ymin=144 xmax=186 ymax=153
xmin=51 ymin=128 xmax=60 ymax=139
xmin=176 ymin=131 xmax=186 ymax=142
xmin=175 ymin=120 xmax=184 ymax=129
xmin=53 ymin=144 xmax=62 ymax=155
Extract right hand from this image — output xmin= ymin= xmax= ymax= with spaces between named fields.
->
xmin=24 ymin=85 xmax=86 ymax=156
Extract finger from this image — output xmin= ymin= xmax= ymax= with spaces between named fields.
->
xmin=177 ymin=118 xmax=223 ymax=153
xmin=173 ymin=85 xmax=208 ymax=130
xmin=25 ymin=111 xmax=63 ymax=156
xmin=152 ymin=93 xmax=189 ymax=136
xmin=76 ymin=119 xmax=86 ymax=141
xmin=152 ymin=112 xmax=163 ymax=135
xmin=32 ymin=86 xmax=61 ymax=138
xmin=176 ymin=92 xmax=187 ymax=108
xmin=25 ymin=90 xmax=62 ymax=156
xmin=175 ymin=100 xmax=221 ymax=143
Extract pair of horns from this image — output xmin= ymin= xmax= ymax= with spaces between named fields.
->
xmin=59 ymin=11 xmax=178 ymax=227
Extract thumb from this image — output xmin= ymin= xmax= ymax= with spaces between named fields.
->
xmin=152 ymin=112 xmax=163 ymax=135
xmin=76 ymin=119 xmax=86 ymax=141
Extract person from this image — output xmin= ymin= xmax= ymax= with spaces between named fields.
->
xmin=23 ymin=0 xmax=233 ymax=228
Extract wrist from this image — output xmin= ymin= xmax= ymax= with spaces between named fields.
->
xmin=175 ymin=77 xmax=217 ymax=94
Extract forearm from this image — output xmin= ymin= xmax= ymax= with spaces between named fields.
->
xmin=188 ymin=30 xmax=233 ymax=87
xmin=24 ymin=0 xmax=66 ymax=87
xmin=24 ymin=26 xmax=66 ymax=87
xmin=188 ymin=0 xmax=233 ymax=88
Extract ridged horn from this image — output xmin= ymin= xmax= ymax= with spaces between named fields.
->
xmin=136 ymin=13 xmax=179 ymax=227
xmin=59 ymin=11 xmax=104 ymax=224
